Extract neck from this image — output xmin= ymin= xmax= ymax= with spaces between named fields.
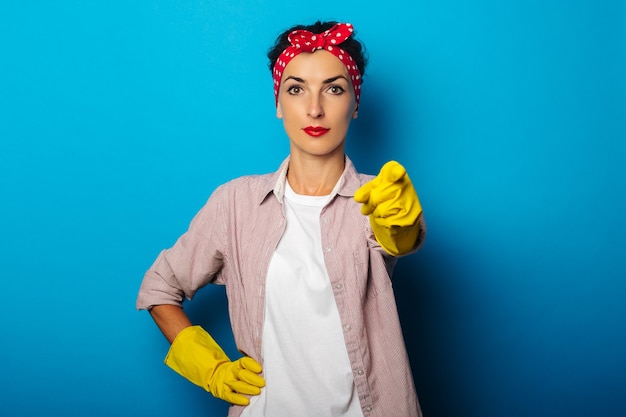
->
xmin=286 ymin=152 xmax=345 ymax=196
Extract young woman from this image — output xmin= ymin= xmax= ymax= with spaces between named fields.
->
xmin=137 ymin=21 xmax=426 ymax=417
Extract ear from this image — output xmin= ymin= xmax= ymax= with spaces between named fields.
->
xmin=276 ymin=105 xmax=283 ymax=119
xmin=352 ymin=108 xmax=359 ymax=119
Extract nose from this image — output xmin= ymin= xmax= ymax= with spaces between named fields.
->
xmin=307 ymin=95 xmax=324 ymax=119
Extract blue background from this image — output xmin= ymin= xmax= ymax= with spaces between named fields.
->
xmin=1 ymin=1 xmax=624 ymax=416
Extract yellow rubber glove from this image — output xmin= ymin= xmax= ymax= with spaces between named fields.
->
xmin=164 ymin=325 xmax=265 ymax=406
xmin=354 ymin=161 xmax=423 ymax=256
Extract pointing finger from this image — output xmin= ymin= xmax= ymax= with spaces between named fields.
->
xmin=380 ymin=161 xmax=406 ymax=183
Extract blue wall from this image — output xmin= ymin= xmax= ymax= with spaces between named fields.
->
xmin=1 ymin=1 xmax=624 ymax=416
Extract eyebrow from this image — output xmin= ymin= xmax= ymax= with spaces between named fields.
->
xmin=284 ymin=75 xmax=349 ymax=84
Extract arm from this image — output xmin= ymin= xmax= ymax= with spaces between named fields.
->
xmin=139 ymin=186 xmax=265 ymax=405
xmin=149 ymin=304 xmax=192 ymax=343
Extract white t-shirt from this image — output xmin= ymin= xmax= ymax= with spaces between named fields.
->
xmin=241 ymin=181 xmax=363 ymax=417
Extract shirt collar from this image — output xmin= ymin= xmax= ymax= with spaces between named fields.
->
xmin=258 ymin=155 xmax=363 ymax=205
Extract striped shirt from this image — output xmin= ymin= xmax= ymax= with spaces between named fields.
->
xmin=136 ymin=155 xmax=426 ymax=417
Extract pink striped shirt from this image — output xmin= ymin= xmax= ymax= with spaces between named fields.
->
xmin=137 ymin=156 xmax=426 ymax=417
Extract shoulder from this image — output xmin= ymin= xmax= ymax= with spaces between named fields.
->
xmin=357 ymin=173 xmax=375 ymax=184
xmin=341 ymin=156 xmax=375 ymax=194
xmin=218 ymin=172 xmax=274 ymax=191
xmin=207 ymin=172 xmax=275 ymax=206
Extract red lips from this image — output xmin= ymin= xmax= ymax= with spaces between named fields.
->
xmin=303 ymin=126 xmax=330 ymax=137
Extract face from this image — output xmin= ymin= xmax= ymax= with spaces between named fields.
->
xmin=276 ymin=50 xmax=358 ymax=160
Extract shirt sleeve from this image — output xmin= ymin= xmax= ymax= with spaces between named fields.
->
xmin=136 ymin=185 xmax=229 ymax=310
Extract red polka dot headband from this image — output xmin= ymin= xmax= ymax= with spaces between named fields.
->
xmin=272 ymin=23 xmax=362 ymax=107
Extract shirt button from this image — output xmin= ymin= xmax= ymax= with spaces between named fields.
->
xmin=334 ymin=283 xmax=343 ymax=289
xmin=344 ymin=324 xmax=352 ymax=331
xmin=325 ymin=247 xmax=332 ymax=253
xmin=357 ymin=369 xmax=364 ymax=375
xmin=364 ymin=405 xmax=373 ymax=412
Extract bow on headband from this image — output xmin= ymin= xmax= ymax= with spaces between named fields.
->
xmin=272 ymin=23 xmax=362 ymax=106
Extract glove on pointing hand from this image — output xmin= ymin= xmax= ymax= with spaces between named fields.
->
xmin=354 ymin=160 xmax=422 ymax=256
xmin=165 ymin=325 xmax=265 ymax=406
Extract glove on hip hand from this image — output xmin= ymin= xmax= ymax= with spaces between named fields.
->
xmin=165 ymin=325 xmax=265 ymax=406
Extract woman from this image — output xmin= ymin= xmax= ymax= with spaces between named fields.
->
xmin=137 ymin=21 xmax=426 ymax=417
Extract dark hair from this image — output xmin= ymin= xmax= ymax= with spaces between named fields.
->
xmin=267 ymin=20 xmax=368 ymax=80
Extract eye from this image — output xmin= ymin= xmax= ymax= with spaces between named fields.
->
xmin=287 ymin=85 xmax=303 ymax=95
xmin=327 ymin=85 xmax=346 ymax=95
